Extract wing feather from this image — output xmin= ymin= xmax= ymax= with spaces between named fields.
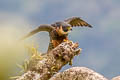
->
xmin=20 ymin=24 xmax=54 ymax=40
xmin=64 ymin=17 xmax=92 ymax=28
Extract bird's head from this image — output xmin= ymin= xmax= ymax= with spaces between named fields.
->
xmin=52 ymin=22 xmax=72 ymax=35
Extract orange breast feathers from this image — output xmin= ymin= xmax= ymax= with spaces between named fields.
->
xmin=52 ymin=37 xmax=68 ymax=48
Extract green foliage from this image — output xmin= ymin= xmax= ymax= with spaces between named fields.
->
xmin=10 ymin=44 xmax=44 ymax=80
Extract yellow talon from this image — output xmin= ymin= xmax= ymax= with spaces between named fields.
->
xmin=63 ymin=39 xmax=69 ymax=42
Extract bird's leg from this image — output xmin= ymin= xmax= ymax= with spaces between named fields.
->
xmin=47 ymin=42 xmax=55 ymax=53
xmin=52 ymin=40 xmax=60 ymax=48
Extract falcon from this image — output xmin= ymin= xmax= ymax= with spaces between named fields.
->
xmin=21 ymin=17 xmax=92 ymax=52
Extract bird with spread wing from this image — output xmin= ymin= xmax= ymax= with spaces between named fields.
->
xmin=21 ymin=17 xmax=92 ymax=52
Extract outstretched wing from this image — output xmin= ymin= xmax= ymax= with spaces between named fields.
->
xmin=64 ymin=17 xmax=92 ymax=28
xmin=20 ymin=24 xmax=54 ymax=40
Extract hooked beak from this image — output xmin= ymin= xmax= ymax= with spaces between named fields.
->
xmin=67 ymin=27 xmax=72 ymax=31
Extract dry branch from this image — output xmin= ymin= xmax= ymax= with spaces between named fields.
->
xmin=16 ymin=41 xmax=81 ymax=80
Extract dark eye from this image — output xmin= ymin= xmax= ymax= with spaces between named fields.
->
xmin=63 ymin=29 xmax=68 ymax=32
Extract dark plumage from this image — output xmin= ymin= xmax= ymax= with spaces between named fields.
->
xmin=64 ymin=17 xmax=92 ymax=27
xmin=21 ymin=17 xmax=92 ymax=52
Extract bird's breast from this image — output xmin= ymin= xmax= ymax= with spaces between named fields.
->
xmin=50 ymin=30 xmax=68 ymax=40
